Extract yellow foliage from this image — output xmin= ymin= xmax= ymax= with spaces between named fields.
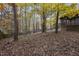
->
xmin=0 ymin=4 xmax=4 ymax=11
xmin=16 ymin=3 xmax=32 ymax=7
xmin=38 ymin=3 xmax=52 ymax=15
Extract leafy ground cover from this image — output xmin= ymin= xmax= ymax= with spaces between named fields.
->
xmin=0 ymin=30 xmax=79 ymax=56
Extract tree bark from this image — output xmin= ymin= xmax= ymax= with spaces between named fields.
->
xmin=25 ymin=4 xmax=27 ymax=33
xmin=33 ymin=19 xmax=35 ymax=33
xmin=12 ymin=3 xmax=18 ymax=41
xmin=42 ymin=12 xmax=46 ymax=32
xmin=1 ymin=11 xmax=2 ymax=20
xmin=55 ymin=10 xmax=59 ymax=33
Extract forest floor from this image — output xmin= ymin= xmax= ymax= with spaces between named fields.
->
xmin=0 ymin=30 xmax=79 ymax=56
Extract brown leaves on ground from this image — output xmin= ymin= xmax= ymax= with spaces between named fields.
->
xmin=0 ymin=31 xmax=79 ymax=56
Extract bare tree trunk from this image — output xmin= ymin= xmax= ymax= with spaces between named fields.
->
xmin=1 ymin=11 xmax=2 ymax=20
xmin=33 ymin=20 xmax=35 ymax=33
xmin=55 ymin=10 xmax=59 ymax=33
xmin=42 ymin=11 xmax=46 ymax=33
xmin=25 ymin=4 xmax=27 ymax=33
xmin=12 ymin=3 xmax=18 ymax=41
xmin=28 ymin=18 xmax=30 ymax=33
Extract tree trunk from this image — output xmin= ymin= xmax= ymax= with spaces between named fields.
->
xmin=55 ymin=10 xmax=59 ymax=33
xmin=25 ymin=4 xmax=27 ymax=33
xmin=12 ymin=3 xmax=18 ymax=41
xmin=42 ymin=11 xmax=46 ymax=33
xmin=1 ymin=11 xmax=2 ymax=20
xmin=33 ymin=20 xmax=35 ymax=33
xmin=28 ymin=18 xmax=30 ymax=33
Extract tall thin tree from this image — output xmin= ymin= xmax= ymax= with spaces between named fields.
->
xmin=12 ymin=3 xmax=18 ymax=41
xmin=42 ymin=11 xmax=46 ymax=32
xmin=55 ymin=10 xmax=59 ymax=33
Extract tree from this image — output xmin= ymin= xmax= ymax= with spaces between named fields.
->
xmin=51 ymin=3 xmax=76 ymax=33
xmin=54 ymin=4 xmax=65 ymax=33
xmin=12 ymin=3 xmax=18 ymax=41
xmin=37 ymin=3 xmax=67 ymax=33
xmin=38 ymin=3 xmax=52 ymax=32
xmin=55 ymin=10 xmax=59 ymax=33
